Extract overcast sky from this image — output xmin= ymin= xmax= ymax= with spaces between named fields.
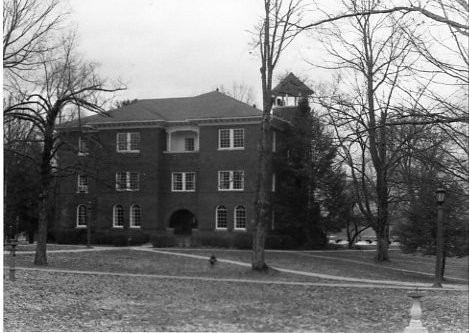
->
xmin=68 ymin=0 xmax=330 ymax=106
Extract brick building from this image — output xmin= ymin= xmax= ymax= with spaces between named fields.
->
xmin=55 ymin=74 xmax=313 ymax=245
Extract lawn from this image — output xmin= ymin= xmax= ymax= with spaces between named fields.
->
xmin=161 ymin=248 xmax=468 ymax=284
xmin=8 ymin=249 xmax=325 ymax=283
xmin=4 ymin=270 xmax=468 ymax=332
xmin=3 ymin=246 xmax=468 ymax=332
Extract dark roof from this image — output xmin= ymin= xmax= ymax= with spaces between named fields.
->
xmin=271 ymin=73 xmax=314 ymax=97
xmin=64 ymin=91 xmax=261 ymax=127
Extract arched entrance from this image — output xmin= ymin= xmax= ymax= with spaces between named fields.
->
xmin=169 ymin=210 xmax=197 ymax=247
xmin=169 ymin=209 xmax=198 ymax=235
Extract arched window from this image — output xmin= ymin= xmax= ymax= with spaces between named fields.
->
xmin=234 ymin=205 xmax=246 ymax=230
xmin=216 ymin=205 xmax=227 ymax=229
xmin=76 ymin=205 xmax=87 ymax=228
xmin=130 ymin=204 xmax=141 ymax=228
xmin=113 ymin=205 xmax=124 ymax=228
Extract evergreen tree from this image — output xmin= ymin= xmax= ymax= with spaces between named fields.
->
xmin=273 ymin=98 xmax=349 ymax=248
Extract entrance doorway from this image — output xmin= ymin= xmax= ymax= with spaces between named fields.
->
xmin=169 ymin=209 xmax=198 ymax=235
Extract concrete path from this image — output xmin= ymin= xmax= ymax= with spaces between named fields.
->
xmin=6 ymin=245 xmax=467 ymax=291
xmin=132 ymin=247 xmax=468 ymax=291
xmin=9 ymin=246 xmax=123 ymax=255
xmin=292 ymin=252 xmax=468 ymax=283
xmin=7 ymin=266 xmax=465 ymax=291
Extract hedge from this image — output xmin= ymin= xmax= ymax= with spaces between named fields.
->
xmin=54 ymin=229 xmax=149 ymax=246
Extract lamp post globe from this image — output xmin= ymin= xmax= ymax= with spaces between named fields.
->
xmin=435 ymin=188 xmax=446 ymax=205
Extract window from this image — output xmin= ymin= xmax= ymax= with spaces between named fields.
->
xmin=184 ymin=137 xmax=195 ymax=151
xmin=117 ymin=132 xmax=140 ymax=152
xmin=130 ymin=205 xmax=141 ymax=228
xmin=77 ymin=175 xmax=89 ymax=193
xmin=78 ymin=137 xmax=89 ymax=155
xmin=216 ymin=205 xmax=227 ymax=229
xmin=116 ymin=172 xmax=140 ymax=191
xmin=218 ymin=171 xmax=244 ymax=191
xmin=172 ymin=172 xmax=195 ymax=191
xmin=113 ymin=205 xmax=124 ymax=228
xmin=76 ymin=205 xmax=87 ymax=228
xmin=218 ymin=128 xmax=244 ymax=149
xmin=234 ymin=206 xmax=246 ymax=230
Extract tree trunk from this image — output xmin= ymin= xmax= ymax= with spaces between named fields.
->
xmin=252 ymin=112 xmax=271 ymax=271
xmin=34 ymin=191 xmax=48 ymax=265
xmin=34 ymin=121 xmax=55 ymax=266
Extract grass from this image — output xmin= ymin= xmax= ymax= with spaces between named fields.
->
xmin=9 ymin=249 xmax=323 ymax=283
xmin=4 ymin=270 xmax=467 ymax=332
xmin=3 ymin=245 xmax=468 ymax=332
xmin=162 ymin=248 xmax=468 ymax=284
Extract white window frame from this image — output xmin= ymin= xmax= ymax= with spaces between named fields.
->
xmin=76 ymin=205 xmax=87 ymax=228
xmin=78 ymin=137 xmax=89 ymax=155
xmin=234 ymin=205 xmax=247 ymax=230
xmin=113 ymin=204 xmax=124 ymax=228
xmin=215 ymin=205 xmax=228 ymax=229
xmin=130 ymin=204 xmax=141 ymax=228
xmin=116 ymin=132 xmax=140 ymax=153
xmin=218 ymin=170 xmax=244 ymax=191
xmin=171 ymin=172 xmax=196 ymax=192
xmin=115 ymin=172 xmax=140 ymax=191
xmin=77 ymin=174 xmax=89 ymax=193
xmin=218 ymin=128 xmax=245 ymax=150
xmin=272 ymin=173 xmax=276 ymax=192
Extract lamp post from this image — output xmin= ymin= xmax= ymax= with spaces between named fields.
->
xmin=433 ymin=188 xmax=446 ymax=288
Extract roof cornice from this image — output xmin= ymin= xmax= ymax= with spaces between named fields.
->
xmin=57 ymin=116 xmax=263 ymax=131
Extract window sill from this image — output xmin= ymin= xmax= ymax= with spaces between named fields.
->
xmin=171 ymin=190 xmax=196 ymax=192
xmin=116 ymin=150 xmax=140 ymax=154
xmin=76 ymin=191 xmax=89 ymax=194
xmin=77 ymin=153 xmax=89 ymax=156
xmin=130 ymin=226 xmax=141 ymax=229
xmin=217 ymin=147 xmax=245 ymax=151
xmin=215 ymin=228 xmax=228 ymax=231
xmin=234 ymin=228 xmax=247 ymax=232
xmin=116 ymin=189 xmax=140 ymax=192
xmin=218 ymin=189 xmax=244 ymax=192
xmin=164 ymin=150 xmax=199 ymax=154
xmin=112 ymin=226 xmax=124 ymax=229
xmin=76 ymin=225 xmax=87 ymax=229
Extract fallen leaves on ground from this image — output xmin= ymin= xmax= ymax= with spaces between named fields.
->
xmin=3 ymin=270 xmax=468 ymax=332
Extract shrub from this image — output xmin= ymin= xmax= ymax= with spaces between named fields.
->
xmin=128 ymin=232 xmax=150 ymax=246
xmin=232 ymin=232 xmax=252 ymax=249
xmin=151 ymin=234 xmax=176 ymax=248
xmin=91 ymin=230 xmax=149 ymax=246
xmin=265 ymin=234 xmax=296 ymax=250
xmin=192 ymin=232 xmax=232 ymax=248
xmin=55 ymin=229 xmax=86 ymax=244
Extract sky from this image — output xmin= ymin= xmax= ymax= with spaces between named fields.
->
xmin=68 ymin=0 xmax=330 ymax=107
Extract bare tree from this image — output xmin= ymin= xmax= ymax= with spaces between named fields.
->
xmin=218 ymin=82 xmax=256 ymax=105
xmin=251 ymin=0 xmax=305 ymax=270
xmin=312 ymin=0 xmax=420 ymax=261
xmin=6 ymin=35 xmax=125 ymax=265
xmin=3 ymin=0 xmax=63 ymax=77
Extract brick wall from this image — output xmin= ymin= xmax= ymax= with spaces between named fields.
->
xmin=56 ymin=121 xmax=265 ymax=238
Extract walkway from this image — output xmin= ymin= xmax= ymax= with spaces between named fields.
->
xmin=6 ymin=245 xmax=468 ymax=291
xmin=132 ymin=247 xmax=468 ymax=290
